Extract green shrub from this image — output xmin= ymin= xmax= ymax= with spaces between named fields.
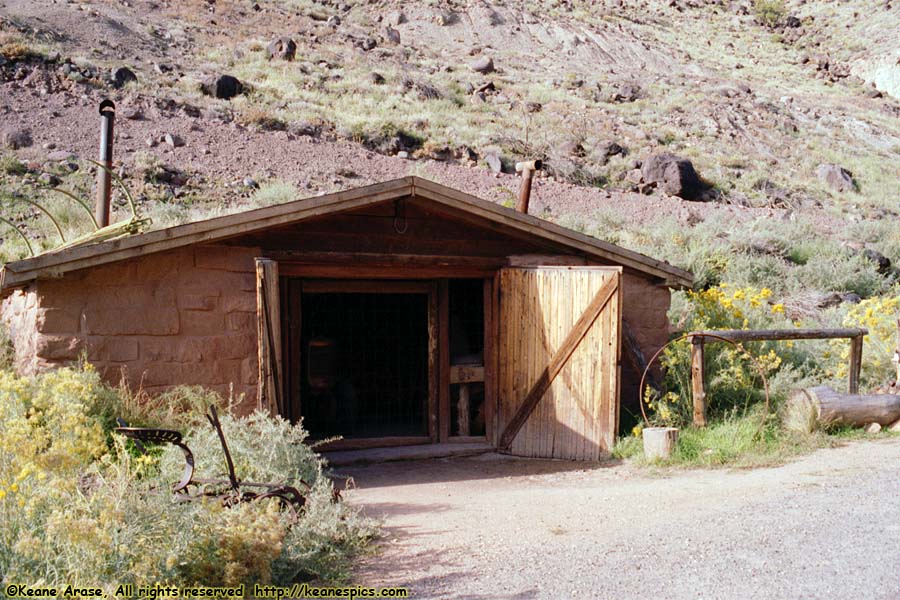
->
xmin=826 ymin=293 xmax=900 ymax=390
xmin=0 ymin=153 xmax=28 ymax=176
xmin=0 ymin=365 xmax=374 ymax=590
xmin=0 ymin=324 xmax=13 ymax=371
xmin=753 ymin=0 xmax=787 ymax=28
xmin=614 ymin=411 xmax=821 ymax=468
xmin=251 ymin=181 xmax=298 ymax=208
xmin=647 ymin=284 xmax=823 ymax=429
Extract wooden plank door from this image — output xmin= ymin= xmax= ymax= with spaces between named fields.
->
xmin=497 ymin=267 xmax=622 ymax=460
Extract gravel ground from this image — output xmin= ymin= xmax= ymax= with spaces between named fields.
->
xmin=341 ymin=438 xmax=900 ymax=599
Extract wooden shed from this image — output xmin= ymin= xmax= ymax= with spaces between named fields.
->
xmin=0 ymin=177 xmax=692 ymax=460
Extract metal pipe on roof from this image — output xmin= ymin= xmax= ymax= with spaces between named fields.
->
xmin=515 ymin=159 xmax=542 ymax=214
xmin=96 ymin=99 xmax=116 ymax=228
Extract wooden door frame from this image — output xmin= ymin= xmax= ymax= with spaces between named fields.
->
xmin=439 ymin=277 xmax=494 ymax=444
xmin=282 ymin=276 xmax=438 ymax=450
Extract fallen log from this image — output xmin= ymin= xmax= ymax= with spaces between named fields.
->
xmin=788 ymin=386 xmax=900 ymax=431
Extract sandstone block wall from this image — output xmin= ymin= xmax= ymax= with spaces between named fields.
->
xmin=619 ymin=272 xmax=673 ymax=421
xmin=621 ymin=272 xmax=672 ymax=362
xmin=0 ymin=244 xmax=261 ymax=413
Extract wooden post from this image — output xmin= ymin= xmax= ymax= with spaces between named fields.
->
xmin=256 ymin=258 xmax=283 ymax=416
xmin=458 ymin=383 xmax=470 ymax=436
xmin=848 ymin=333 xmax=863 ymax=394
xmin=894 ymin=319 xmax=900 ymax=386
xmin=437 ymin=280 xmax=450 ymax=442
xmin=690 ymin=336 xmax=707 ymax=427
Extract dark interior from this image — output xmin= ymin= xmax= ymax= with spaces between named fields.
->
xmin=448 ymin=279 xmax=484 ymax=365
xmin=448 ymin=279 xmax=486 ymax=437
xmin=299 ymin=292 xmax=428 ymax=439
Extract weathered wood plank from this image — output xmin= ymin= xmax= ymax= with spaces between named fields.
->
xmin=848 ymin=334 xmax=863 ymax=395
xmin=301 ymin=280 xmax=432 ymax=294
xmin=450 ymin=365 xmax=485 ymax=384
xmin=438 ymin=280 xmax=450 ymax=442
xmin=256 ymin=258 xmax=283 ymax=416
xmin=498 ymin=272 xmax=619 ymax=452
xmin=458 ymin=383 xmax=471 ymax=437
xmin=483 ymin=277 xmax=495 ymax=443
xmin=690 ymin=337 xmax=707 ymax=428
xmin=268 ymin=251 xmax=504 ymax=269
xmin=277 ymin=264 xmax=495 ymax=279
xmin=507 ymin=254 xmax=587 ymax=267
xmin=688 ymin=328 xmax=867 ymax=342
xmin=428 ymin=282 xmax=440 ymax=442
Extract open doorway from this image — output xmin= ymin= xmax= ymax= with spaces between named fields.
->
xmin=297 ymin=286 xmax=430 ymax=440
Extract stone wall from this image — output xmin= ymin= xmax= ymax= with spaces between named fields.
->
xmin=0 ymin=244 xmax=261 ymax=413
xmin=1 ymin=287 xmax=42 ymax=374
xmin=621 ymin=271 xmax=672 ymax=362
xmin=619 ymin=272 xmax=673 ymax=423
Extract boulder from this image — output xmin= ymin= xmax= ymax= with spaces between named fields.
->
xmin=817 ymin=292 xmax=863 ymax=309
xmin=606 ymin=82 xmax=641 ymax=103
xmin=47 ymin=150 xmax=75 ymax=161
xmin=2 ymin=128 xmax=32 ymax=149
xmin=470 ymin=56 xmax=495 ymax=74
xmin=200 ymin=74 xmax=244 ymax=100
xmin=862 ymin=248 xmax=891 ymax=274
xmin=266 ymin=37 xmax=297 ymax=61
xmin=597 ymin=140 xmax=625 ymax=159
xmin=384 ymin=26 xmax=401 ymax=45
xmin=483 ymin=150 xmax=503 ymax=173
xmin=816 ymin=163 xmax=856 ymax=192
xmin=384 ymin=10 xmax=406 ymax=26
xmin=110 ymin=66 xmax=137 ymax=88
xmin=641 ymin=153 xmax=705 ymax=200
xmin=164 ymin=133 xmax=185 ymax=148
xmin=555 ymin=140 xmax=586 ymax=158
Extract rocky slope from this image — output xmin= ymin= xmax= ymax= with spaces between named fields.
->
xmin=0 ymin=0 xmax=898 ymax=285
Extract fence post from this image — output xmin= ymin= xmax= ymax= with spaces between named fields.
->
xmin=848 ymin=334 xmax=863 ymax=394
xmin=690 ymin=336 xmax=707 ymax=427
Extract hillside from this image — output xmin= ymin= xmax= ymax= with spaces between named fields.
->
xmin=1 ymin=0 xmax=899 ymax=314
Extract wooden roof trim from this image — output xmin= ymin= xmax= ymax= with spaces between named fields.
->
xmin=411 ymin=179 xmax=693 ymax=287
xmin=1 ymin=178 xmax=415 ymax=289
xmin=0 ymin=176 xmax=693 ymax=291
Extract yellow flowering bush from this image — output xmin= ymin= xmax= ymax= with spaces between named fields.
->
xmin=0 ymin=366 xmax=374 ymax=591
xmin=828 ymin=294 xmax=900 ymax=389
xmin=651 ymin=285 xmax=798 ymax=426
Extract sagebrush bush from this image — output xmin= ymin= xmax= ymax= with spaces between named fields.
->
xmin=753 ymin=0 xmax=787 ymax=28
xmin=826 ymin=293 xmax=900 ymax=390
xmin=0 ymin=365 xmax=374 ymax=590
xmin=646 ymin=284 xmax=821 ymax=428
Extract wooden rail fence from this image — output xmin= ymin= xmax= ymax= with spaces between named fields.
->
xmin=686 ymin=328 xmax=868 ymax=427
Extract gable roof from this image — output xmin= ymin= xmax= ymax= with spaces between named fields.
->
xmin=0 ymin=176 xmax=693 ymax=291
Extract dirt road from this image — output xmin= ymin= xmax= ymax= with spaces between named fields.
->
xmin=341 ymin=439 xmax=900 ymax=599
